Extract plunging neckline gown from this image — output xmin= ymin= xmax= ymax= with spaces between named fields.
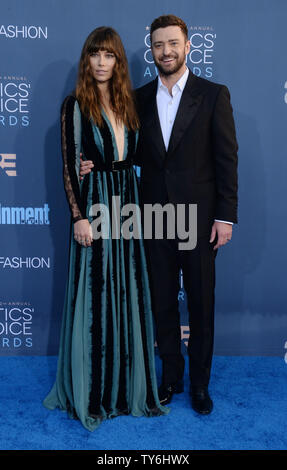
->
xmin=43 ymin=95 xmax=169 ymax=431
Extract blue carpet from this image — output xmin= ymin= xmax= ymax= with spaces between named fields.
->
xmin=0 ymin=355 xmax=286 ymax=450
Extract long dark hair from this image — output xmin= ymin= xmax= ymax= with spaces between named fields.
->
xmin=76 ymin=26 xmax=139 ymax=130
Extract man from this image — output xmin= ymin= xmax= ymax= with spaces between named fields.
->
xmin=80 ymin=15 xmax=238 ymax=415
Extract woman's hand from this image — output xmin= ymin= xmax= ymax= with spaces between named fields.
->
xmin=74 ymin=219 xmax=93 ymax=247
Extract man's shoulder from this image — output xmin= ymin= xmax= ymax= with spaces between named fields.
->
xmin=190 ymin=73 xmax=226 ymax=94
xmin=134 ymin=72 xmax=228 ymax=102
xmin=135 ymin=79 xmax=157 ymax=98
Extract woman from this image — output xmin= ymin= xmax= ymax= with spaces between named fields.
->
xmin=43 ymin=27 xmax=169 ymax=431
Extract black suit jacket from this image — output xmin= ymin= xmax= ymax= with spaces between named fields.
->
xmin=134 ymin=70 xmax=238 ymax=238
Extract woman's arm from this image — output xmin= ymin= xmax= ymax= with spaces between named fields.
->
xmin=61 ymin=95 xmax=86 ymax=222
xmin=61 ymin=96 xmax=92 ymax=246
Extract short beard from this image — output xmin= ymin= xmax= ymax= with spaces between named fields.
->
xmin=154 ymin=54 xmax=186 ymax=77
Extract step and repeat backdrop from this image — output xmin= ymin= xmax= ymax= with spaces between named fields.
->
xmin=1 ymin=0 xmax=286 ymax=357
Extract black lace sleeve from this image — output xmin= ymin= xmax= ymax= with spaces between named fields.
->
xmin=61 ymin=95 xmax=87 ymax=223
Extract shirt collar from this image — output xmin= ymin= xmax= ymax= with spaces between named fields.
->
xmin=157 ymin=67 xmax=189 ymax=95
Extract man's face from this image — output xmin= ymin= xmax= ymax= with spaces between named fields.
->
xmin=151 ymin=25 xmax=190 ymax=76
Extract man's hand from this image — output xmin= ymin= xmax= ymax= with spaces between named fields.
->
xmin=79 ymin=154 xmax=94 ymax=181
xmin=210 ymin=221 xmax=232 ymax=250
xmin=74 ymin=219 xmax=93 ymax=247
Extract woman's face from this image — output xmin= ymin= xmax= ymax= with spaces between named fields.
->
xmin=89 ymin=50 xmax=116 ymax=83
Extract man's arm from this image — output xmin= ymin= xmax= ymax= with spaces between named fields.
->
xmin=212 ymin=85 xmax=238 ymax=224
xmin=210 ymin=85 xmax=238 ymax=249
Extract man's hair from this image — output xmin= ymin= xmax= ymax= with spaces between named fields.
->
xmin=150 ymin=15 xmax=188 ymax=42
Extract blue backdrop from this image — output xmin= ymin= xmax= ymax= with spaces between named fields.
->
xmin=1 ymin=0 xmax=286 ymax=357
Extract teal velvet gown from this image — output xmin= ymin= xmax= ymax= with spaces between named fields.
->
xmin=43 ymin=95 xmax=169 ymax=431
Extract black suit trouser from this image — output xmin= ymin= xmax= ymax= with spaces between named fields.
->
xmin=145 ymin=234 xmax=218 ymax=388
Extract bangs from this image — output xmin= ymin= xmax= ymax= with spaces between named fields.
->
xmin=87 ymin=43 xmax=116 ymax=55
xmin=86 ymin=29 xmax=118 ymax=56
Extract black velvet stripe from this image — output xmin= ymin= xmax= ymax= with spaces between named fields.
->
xmin=98 ymin=118 xmax=115 ymax=168
xmin=81 ymin=115 xmax=105 ymax=168
xmin=123 ymin=236 xmax=132 ymax=358
xmin=88 ymin=174 xmax=104 ymax=416
xmin=101 ymin=175 xmax=115 ymax=412
xmin=88 ymin=236 xmax=104 ymax=417
xmin=101 ymin=259 xmax=114 ymax=412
xmin=115 ymin=171 xmax=128 ymax=412
xmin=121 ymin=172 xmax=132 ymax=401
xmin=80 ymin=176 xmax=89 ymax=217
xmin=123 ymin=173 xmax=133 ymax=377
xmin=62 ymin=96 xmax=86 ymax=219
xmin=126 ymin=130 xmax=136 ymax=163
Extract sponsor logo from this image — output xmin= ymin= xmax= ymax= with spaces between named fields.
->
xmin=0 ymin=25 xmax=48 ymax=40
xmin=0 ymin=153 xmax=16 ymax=176
xmin=0 ymin=301 xmax=33 ymax=349
xmin=0 ymin=257 xmax=50 ymax=269
xmin=0 ymin=76 xmax=31 ymax=127
xmin=0 ymin=203 xmax=50 ymax=224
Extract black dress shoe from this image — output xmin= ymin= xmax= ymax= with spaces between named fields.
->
xmin=158 ymin=380 xmax=184 ymax=405
xmin=190 ymin=387 xmax=213 ymax=414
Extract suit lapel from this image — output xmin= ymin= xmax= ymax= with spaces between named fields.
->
xmin=143 ymin=78 xmax=167 ymax=162
xmin=167 ymin=71 xmax=205 ymax=158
